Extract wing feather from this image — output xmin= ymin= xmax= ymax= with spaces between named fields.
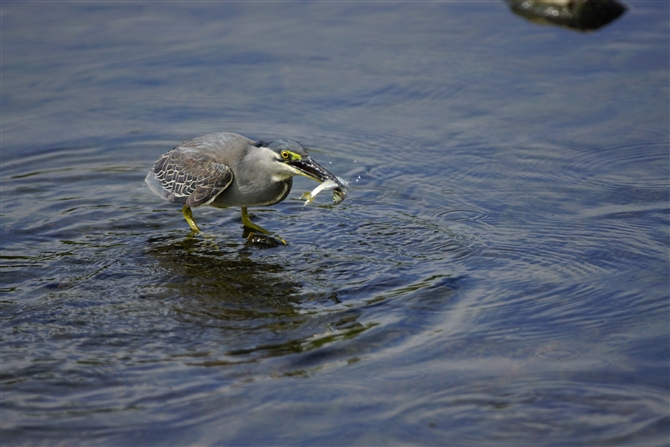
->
xmin=149 ymin=148 xmax=233 ymax=207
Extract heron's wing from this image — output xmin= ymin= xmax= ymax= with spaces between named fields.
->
xmin=149 ymin=148 xmax=233 ymax=208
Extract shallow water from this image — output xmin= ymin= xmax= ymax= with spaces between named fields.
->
xmin=2 ymin=2 xmax=668 ymax=445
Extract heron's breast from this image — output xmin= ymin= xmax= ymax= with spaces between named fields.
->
xmin=211 ymin=177 xmax=292 ymax=208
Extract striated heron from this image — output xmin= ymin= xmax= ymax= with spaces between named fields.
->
xmin=145 ymin=132 xmax=346 ymax=242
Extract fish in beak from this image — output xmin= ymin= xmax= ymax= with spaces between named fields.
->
xmin=290 ymin=156 xmax=348 ymax=205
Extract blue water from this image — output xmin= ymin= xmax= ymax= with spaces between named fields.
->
xmin=2 ymin=1 xmax=668 ymax=445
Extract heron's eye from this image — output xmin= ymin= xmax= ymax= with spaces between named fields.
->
xmin=280 ymin=150 xmax=290 ymax=159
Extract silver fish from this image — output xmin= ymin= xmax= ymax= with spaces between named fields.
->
xmin=302 ymin=177 xmax=348 ymax=205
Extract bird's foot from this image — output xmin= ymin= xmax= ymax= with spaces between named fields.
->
xmin=240 ymin=207 xmax=286 ymax=245
xmin=240 ymin=207 xmax=272 ymax=234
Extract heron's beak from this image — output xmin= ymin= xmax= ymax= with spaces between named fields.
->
xmin=291 ymin=157 xmax=341 ymax=185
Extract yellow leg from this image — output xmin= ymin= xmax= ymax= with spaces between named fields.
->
xmin=241 ymin=207 xmax=287 ymax=246
xmin=241 ymin=207 xmax=271 ymax=235
xmin=182 ymin=205 xmax=201 ymax=233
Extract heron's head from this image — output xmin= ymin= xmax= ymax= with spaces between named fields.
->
xmin=255 ymin=139 xmax=344 ymax=188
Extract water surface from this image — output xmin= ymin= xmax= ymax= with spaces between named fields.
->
xmin=2 ymin=2 xmax=668 ymax=445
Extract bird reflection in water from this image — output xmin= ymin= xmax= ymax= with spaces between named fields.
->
xmin=145 ymin=235 xmax=374 ymax=368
